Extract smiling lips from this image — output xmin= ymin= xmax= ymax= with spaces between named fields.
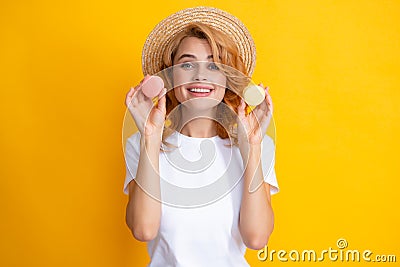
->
xmin=186 ymin=84 xmax=214 ymax=97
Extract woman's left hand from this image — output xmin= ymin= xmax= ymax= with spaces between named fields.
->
xmin=237 ymin=84 xmax=273 ymax=148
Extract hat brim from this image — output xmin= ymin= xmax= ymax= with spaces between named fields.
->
xmin=142 ymin=6 xmax=256 ymax=76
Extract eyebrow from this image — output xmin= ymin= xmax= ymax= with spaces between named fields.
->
xmin=176 ymin=53 xmax=214 ymax=61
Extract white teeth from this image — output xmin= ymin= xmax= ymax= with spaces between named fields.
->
xmin=188 ymin=88 xmax=211 ymax=93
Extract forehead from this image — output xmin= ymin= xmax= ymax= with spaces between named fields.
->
xmin=175 ymin=37 xmax=212 ymax=55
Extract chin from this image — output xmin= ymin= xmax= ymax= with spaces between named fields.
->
xmin=180 ymin=97 xmax=221 ymax=113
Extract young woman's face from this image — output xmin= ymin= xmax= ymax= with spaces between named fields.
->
xmin=172 ymin=37 xmax=227 ymax=111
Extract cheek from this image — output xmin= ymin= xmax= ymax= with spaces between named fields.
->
xmin=215 ymin=76 xmax=227 ymax=100
xmin=215 ymin=75 xmax=227 ymax=89
xmin=173 ymin=70 xmax=190 ymax=87
xmin=215 ymin=87 xmax=226 ymax=101
xmin=173 ymin=87 xmax=185 ymax=103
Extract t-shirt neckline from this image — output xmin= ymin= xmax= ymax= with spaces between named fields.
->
xmin=174 ymin=131 xmax=221 ymax=141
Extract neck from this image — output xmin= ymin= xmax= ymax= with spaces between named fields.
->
xmin=178 ymin=106 xmax=218 ymax=138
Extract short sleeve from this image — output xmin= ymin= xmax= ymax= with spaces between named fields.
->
xmin=261 ymin=134 xmax=279 ymax=195
xmin=123 ymin=132 xmax=141 ymax=195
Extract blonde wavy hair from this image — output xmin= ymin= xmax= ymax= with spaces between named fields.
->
xmin=159 ymin=22 xmax=250 ymax=146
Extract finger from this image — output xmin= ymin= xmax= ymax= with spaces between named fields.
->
xmin=254 ymin=105 xmax=265 ymax=118
xmin=129 ymin=84 xmax=142 ymax=103
xmin=126 ymin=85 xmax=139 ymax=103
xmin=265 ymin=88 xmax=273 ymax=112
xmin=129 ymin=83 xmax=141 ymax=95
xmin=126 ymin=86 xmax=137 ymax=98
xmin=238 ymin=98 xmax=246 ymax=118
xmin=265 ymin=86 xmax=271 ymax=98
xmin=129 ymin=84 xmax=142 ymax=104
xmin=267 ymin=94 xmax=273 ymax=115
xmin=256 ymin=100 xmax=271 ymax=120
xmin=125 ymin=86 xmax=136 ymax=107
xmin=136 ymin=86 xmax=147 ymax=103
xmin=139 ymin=74 xmax=150 ymax=86
xmin=266 ymin=86 xmax=273 ymax=99
xmin=261 ymin=86 xmax=271 ymax=111
xmin=157 ymin=88 xmax=167 ymax=114
xmin=258 ymin=97 xmax=268 ymax=112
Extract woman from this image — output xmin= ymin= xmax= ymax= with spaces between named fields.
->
xmin=123 ymin=7 xmax=279 ymax=266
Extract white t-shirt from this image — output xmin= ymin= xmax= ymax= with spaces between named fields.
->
xmin=123 ymin=131 xmax=279 ymax=267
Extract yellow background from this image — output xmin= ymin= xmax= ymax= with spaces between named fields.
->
xmin=1 ymin=0 xmax=399 ymax=266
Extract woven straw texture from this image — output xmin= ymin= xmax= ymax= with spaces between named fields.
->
xmin=142 ymin=6 xmax=256 ymax=76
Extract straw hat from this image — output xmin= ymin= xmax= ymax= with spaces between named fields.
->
xmin=142 ymin=6 xmax=256 ymax=76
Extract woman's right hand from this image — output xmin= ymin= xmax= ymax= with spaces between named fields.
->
xmin=125 ymin=75 xmax=167 ymax=139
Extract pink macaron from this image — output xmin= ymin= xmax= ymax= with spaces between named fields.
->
xmin=141 ymin=75 xmax=164 ymax=98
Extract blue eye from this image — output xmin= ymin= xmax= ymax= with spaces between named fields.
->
xmin=181 ymin=62 xmax=194 ymax=69
xmin=208 ymin=63 xmax=219 ymax=70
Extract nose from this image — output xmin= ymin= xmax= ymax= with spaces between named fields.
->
xmin=193 ymin=64 xmax=207 ymax=81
